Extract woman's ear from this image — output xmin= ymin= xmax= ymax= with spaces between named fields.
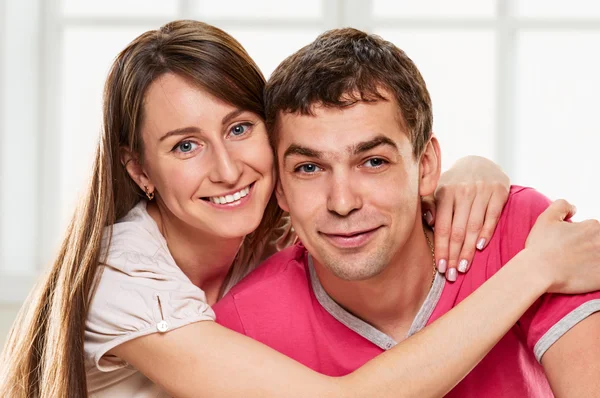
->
xmin=419 ymin=135 xmax=442 ymax=197
xmin=120 ymin=147 xmax=154 ymax=194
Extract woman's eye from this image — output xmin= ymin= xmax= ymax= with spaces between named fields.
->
xmin=296 ymin=164 xmax=322 ymax=174
xmin=364 ymin=158 xmax=387 ymax=168
xmin=229 ymin=123 xmax=251 ymax=137
xmin=174 ymin=140 xmax=198 ymax=153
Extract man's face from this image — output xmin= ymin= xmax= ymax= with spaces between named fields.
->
xmin=276 ymin=94 xmax=437 ymax=280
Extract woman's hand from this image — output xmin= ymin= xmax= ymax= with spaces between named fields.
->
xmin=524 ymin=199 xmax=600 ymax=294
xmin=422 ymin=156 xmax=510 ymax=281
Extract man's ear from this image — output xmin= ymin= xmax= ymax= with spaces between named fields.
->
xmin=275 ymin=179 xmax=289 ymax=212
xmin=419 ymin=135 xmax=442 ymax=197
xmin=120 ymin=147 xmax=154 ymax=194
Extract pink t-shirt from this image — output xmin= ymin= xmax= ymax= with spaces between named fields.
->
xmin=214 ymin=187 xmax=600 ymax=396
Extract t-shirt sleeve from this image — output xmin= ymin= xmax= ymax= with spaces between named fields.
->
xmin=502 ymin=186 xmax=600 ymax=362
xmin=213 ymin=293 xmax=246 ymax=335
xmin=85 ymin=248 xmax=216 ymax=372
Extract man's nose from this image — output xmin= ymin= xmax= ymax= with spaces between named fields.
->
xmin=326 ymin=172 xmax=362 ymax=216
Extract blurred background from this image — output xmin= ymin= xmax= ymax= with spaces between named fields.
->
xmin=1 ymin=0 xmax=599 ymax=346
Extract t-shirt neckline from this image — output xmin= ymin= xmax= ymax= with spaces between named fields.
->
xmin=307 ymin=253 xmax=445 ymax=350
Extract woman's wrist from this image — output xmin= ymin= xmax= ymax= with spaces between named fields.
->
xmin=506 ymin=249 xmax=553 ymax=296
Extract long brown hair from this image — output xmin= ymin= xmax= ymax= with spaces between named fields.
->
xmin=0 ymin=20 xmax=283 ymax=397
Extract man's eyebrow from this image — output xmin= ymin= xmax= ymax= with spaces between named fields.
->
xmin=283 ymin=144 xmax=323 ymax=160
xmin=159 ymin=126 xmax=202 ymax=142
xmin=352 ymin=135 xmax=398 ymax=154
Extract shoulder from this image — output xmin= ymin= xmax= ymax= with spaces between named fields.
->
xmin=100 ymin=202 xmax=179 ymax=278
xmin=86 ymin=202 xmax=215 ymax=371
xmin=491 ymin=185 xmax=552 ymax=239
xmin=213 ymin=244 xmax=310 ymax=317
xmin=481 ymin=185 xmax=552 ymax=271
xmin=464 ymin=186 xmax=551 ymax=277
xmin=502 ymin=185 xmax=552 ymax=222
xmin=227 ymin=243 xmax=309 ymax=296
xmin=96 ymin=202 xmax=206 ymax=298
xmin=498 ymin=186 xmax=551 ymax=247
xmin=102 ymin=202 xmax=162 ymax=254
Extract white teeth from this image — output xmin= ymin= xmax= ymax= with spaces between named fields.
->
xmin=208 ymin=185 xmax=251 ymax=205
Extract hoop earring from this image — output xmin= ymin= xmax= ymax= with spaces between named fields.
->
xmin=144 ymin=185 xmax=155 ymax=201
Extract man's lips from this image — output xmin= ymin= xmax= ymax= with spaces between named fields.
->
xmin=319 ymin=226 xmax=383 ymax=249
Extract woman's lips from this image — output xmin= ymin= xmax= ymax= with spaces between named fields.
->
xmin=202 ymin=183 xmax=255 ymax=209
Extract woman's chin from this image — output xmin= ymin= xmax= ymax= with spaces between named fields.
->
xmin=212 ymin=219 xmax=262 ymax=240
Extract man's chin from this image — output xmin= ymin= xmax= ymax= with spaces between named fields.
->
xmin=319 ymin=252 xmax=388 ymax=281
xmin=329 ymin=265 xmax=385 ymax=281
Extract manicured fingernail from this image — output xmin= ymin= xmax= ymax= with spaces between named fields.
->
xmin=437 ymin=259 xmax=447 ymax=273
xmin=476 ymin=238 xmax=486 ymax=250
xmin=447 ymin=268 xmax=457 ymax=282
xmin=424 ymin=210 xmax=434 ymax=226
xmin=458 ymin=259 xmax=469 ymax=273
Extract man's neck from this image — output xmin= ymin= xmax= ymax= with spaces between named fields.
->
xmin=313 ymin=225 xmax=435 ymax=341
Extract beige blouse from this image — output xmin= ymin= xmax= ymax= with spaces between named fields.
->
xmin=85 ymin=201 xmax=216 ymax=397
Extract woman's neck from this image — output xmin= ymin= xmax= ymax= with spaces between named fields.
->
xmin=147 ymin=201 xmax=243 ymax=304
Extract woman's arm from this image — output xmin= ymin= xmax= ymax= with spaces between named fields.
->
xmin=113 ymin=200 xmax=600 ymax=398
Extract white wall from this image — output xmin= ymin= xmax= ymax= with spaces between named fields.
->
xmin=1 ymin=0 xmax=599 ymax=345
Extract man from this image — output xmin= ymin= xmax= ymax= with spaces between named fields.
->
xmin=213 ymin=28 xmax=600 ymax=396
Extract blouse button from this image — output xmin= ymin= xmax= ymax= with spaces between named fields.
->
xmin=157 ymin=320 xmax=169 ymax=333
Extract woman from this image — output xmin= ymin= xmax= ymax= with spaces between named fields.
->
xmin=1 ymin=20 xmax=600 ymax=398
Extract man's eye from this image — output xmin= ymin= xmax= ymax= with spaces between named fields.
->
xmin=296 ymin=164 xmax=322 ymax=173
xmin=364 ymin=158 xmax=387 ymax=168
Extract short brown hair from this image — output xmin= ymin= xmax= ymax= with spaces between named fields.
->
xmin=265 ymin=28 xmax=433 ymax=157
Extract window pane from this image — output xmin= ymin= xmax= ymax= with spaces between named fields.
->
xmin=373 ymin=0 xmax=496 ymax=18
xmin=226 ymin=29 xmax=320 ymax=78
xmin=514 ymin=32 xmax=600 ymax=220
xmin=59 ymin=27 xmax=151 ymax=231
xmin=516 ymin=0 xmax=600 ymax=18
xmin=61 ymin=0 xmax=177 ymax=17
xmin=375 ymin=29 xmax=497 ymax=169
xmin=192 ymin=0 xmax=323 ymax=19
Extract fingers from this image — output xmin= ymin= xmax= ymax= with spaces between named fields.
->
xmin=446 ymin=191 xmax=475 ymax=277
xmin=477 ymin=186 xmax=508 ymax=250
xmin=541 ymin=199 xmax=577 ymax=222
xmin=457 ymin=189 xmax=492 ymax=273
xmin=432 ymin=187 xmax=454 ymax=276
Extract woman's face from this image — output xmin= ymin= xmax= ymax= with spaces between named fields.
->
xmin=136 ymin=72 xmax=274 ymax=239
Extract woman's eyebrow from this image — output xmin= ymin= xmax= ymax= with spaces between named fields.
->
xmin=158 ymin=108 xmax=247 ymax=141
xmin=221 ymin=109 xmax=245 ymax=126
xmin=159 ymin=126 xmax=203 ymax=142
